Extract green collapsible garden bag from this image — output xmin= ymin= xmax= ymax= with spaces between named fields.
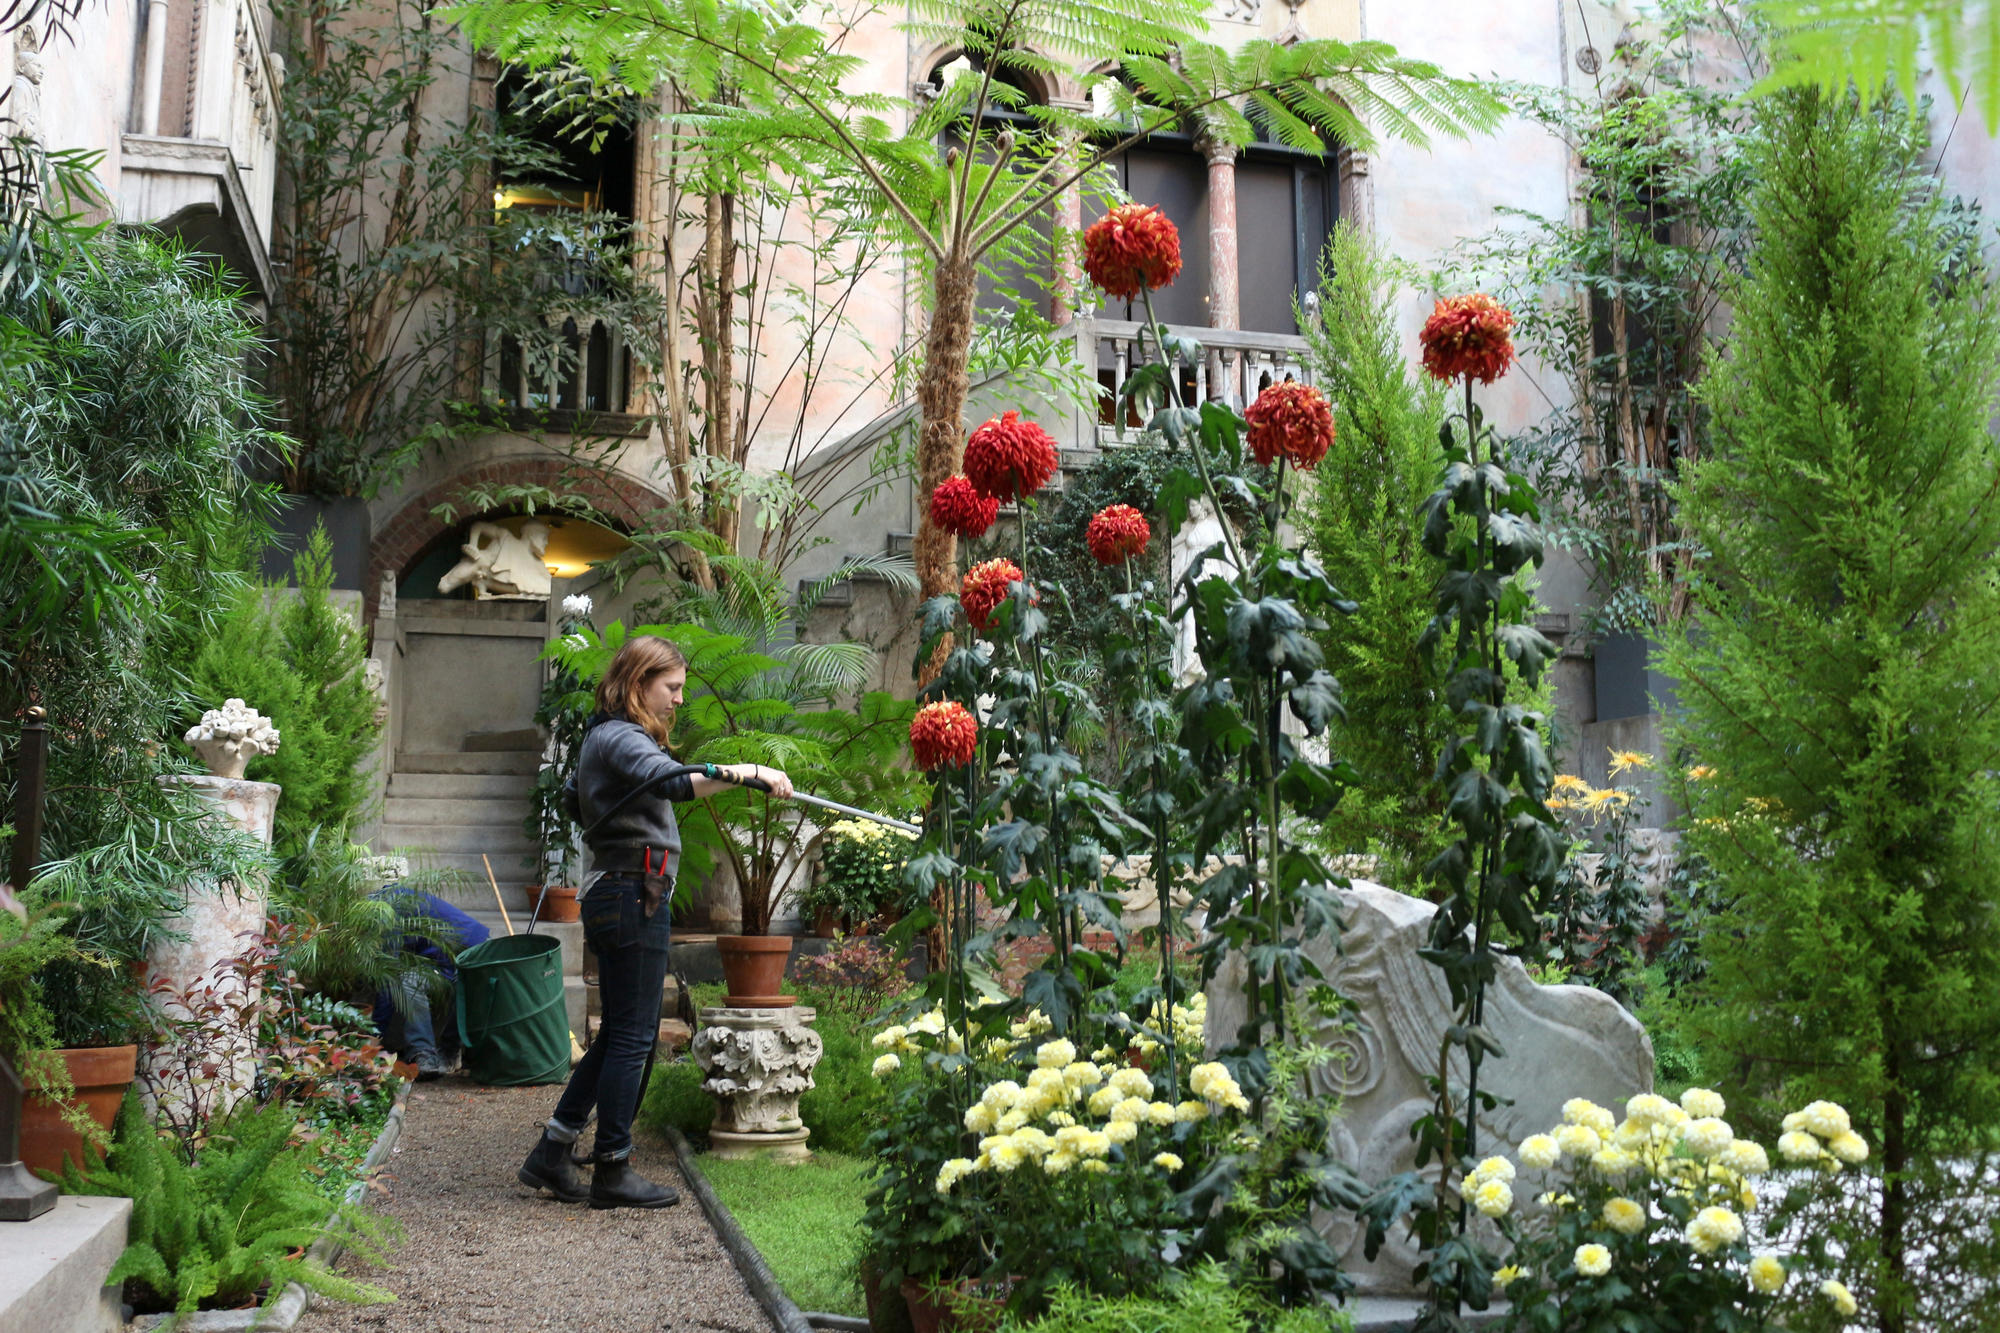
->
xmin=455 ymin=933 xmax=570 ymax=1085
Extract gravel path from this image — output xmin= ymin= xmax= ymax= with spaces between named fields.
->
xmin=302 ymin=1076 xmax=776 ymax=1333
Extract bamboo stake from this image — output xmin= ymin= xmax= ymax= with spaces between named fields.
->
xmin=482 ymin=854 xmax=515 ymax=936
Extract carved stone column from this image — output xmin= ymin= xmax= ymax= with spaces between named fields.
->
xmin=691 ymin=1005 xmax=825 ymax=1161
xmin=1047 ymin=99 xmax=1092 ymax=325
xmin=1199 ymin=134 xmax=1241 ymax=400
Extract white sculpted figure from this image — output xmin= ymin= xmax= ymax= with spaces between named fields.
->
xmin=184 ymin=698 xmax=281 ymax=779
xmin=436 ymin=519 xmax=552 ymax=599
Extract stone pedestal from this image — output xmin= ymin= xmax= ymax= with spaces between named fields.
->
xmin=690 ymin=1005 xmax=823 ymax=1161
xmin=144 ymin=775 xmax=280 ymax=1121
xmin=1207 ymin=880 xmax=1654 ymax=1295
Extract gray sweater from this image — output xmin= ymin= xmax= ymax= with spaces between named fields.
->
xmin=573 ymin=716 xmax=697 ymax=876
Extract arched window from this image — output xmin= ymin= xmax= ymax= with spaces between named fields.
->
xmin=1236 ymin=111 xmax=1337 ymax=335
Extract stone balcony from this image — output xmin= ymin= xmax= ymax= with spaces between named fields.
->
xmin=120 ymin=0 xmax=282 ymax=301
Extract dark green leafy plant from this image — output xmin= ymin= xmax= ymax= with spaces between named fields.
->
xmin=1658 ymin=88 xmax=2000 ymax=1331
xmin=805 ymin=821 xmax=919 ymax=925
xmin=59 ymin=1090 xmax=393 ymax=1318
xmin=1002 ymin=1259 xmax=1356 ymax=1333
xmin=270 ymin=831 xmax=467 ymax=1001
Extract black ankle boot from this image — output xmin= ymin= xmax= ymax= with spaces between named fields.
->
xmin=517 ymin=1132 xmax=590 ymax=1203
xmin=589 ymin=1157 xmax=679 ymax=1210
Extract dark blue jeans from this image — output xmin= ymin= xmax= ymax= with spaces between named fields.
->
xmin=546 ymin=874 xmax=671 ymax=1161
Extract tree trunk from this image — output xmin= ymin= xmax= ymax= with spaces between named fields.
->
xmin=702 ymin=190 xmax=741 ymax=554
xmin=1881 ymin=1048 xmax=1908 ymax=1333
xmin=913 ymin=252 xmax=980 ymax=676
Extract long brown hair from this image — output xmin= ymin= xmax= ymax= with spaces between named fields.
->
xmin=596 ymin=634 xmax=686 ymax=746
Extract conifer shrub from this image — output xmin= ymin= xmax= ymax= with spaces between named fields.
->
xmin=1660 ymin=89 xmax=2000 ymax=1330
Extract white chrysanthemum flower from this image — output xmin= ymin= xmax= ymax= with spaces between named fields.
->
xmin=1720 ymin=1140 xmax=1771 ymax=1176
xmin=996 ymin=1110 xmax=1028 ymax=1134
xmin=1822 ymin=1279 xmax=1858 ymax=1317
xmin=1798 ymin=1100 xmax=1851 ymax=1140
xmin=1110 ymin=1067 xmax=1154 ymax=1098
xmin=561 ymin=593 xmax=594 ymax=617
xmin=1686 ymin=1205 xmax=1744 ymax=1255
xmin=1473 ymin=1155 xmax=1516 ymax=1184
xmin=871 ymin=1054 xmax=900 ymax=1077
xmin=1175 ymin=1100 xmax=1209 ymax=1123
xmin=1042 ymin=1151 xmax=1076 ymax=1175
xmin=1778 ymin=1131 xmax=1822 ymax=1163
xmin=1473 ymin=1180 xmax=1513 ymax=1218
xmin=1748 ymin=1253 xmax=1786 ymax=1295
xmin=1554 ymin=1124 xmax=1602 ymax=1158
xmin=1627 ymin=1092 xmax=1677 ymax=1127
xmin=1602 ymin=1196 xmax=1648 ymax=1236
xmin=1592 ymin=1145 xmax=1640 ymax=1178
xmin=1152 ymin=1151 xmax=1183 ymax=1171
xmin=1518 ymin=1134 xmax=1560 ymax=1169
xmin=1036 ymin=1038 xmax=1077 ymax=1069
xmin=1104 ymin=1120 xmax=1138 ymax=1145
xmin=981 ymin=1080 xmax=1023 ymax=1110
xmin=1563 ymin=1098 xmax=1618 ymax=1136
xmin=988 ymin=1140 xmax=1025 ymax=1172
xmin=964 ymin=1103 xmax=996 ymax=1134
xmin=1680 ymin=1087 xmax=1727 ymax=1119
xmin=1087 ymin=1087 xmax=1122 ymax=1118
xmin=1574 ymin=1243 xmax=1612 ymax=1277
xmin=1063 ymin=1061 xmax=1103 ymax=1091
xmin=871 ymin=1025 xmax=907 ymax=1050
xmin=935 ymin=1157 xmax=976 ymax=1194
xmin=1683 ymin=1117 xmax=1734 ymax=1157
xmin=1828 ymin=1130 xmax=1869 ymax=1165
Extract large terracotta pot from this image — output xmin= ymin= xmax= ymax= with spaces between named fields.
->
xmin=526 ymin=884 xmax=580 ymax=923
xmin=20 ymin=1044 xmax=138 ymax=1175
xmin=715 ymin=935 xmax=795 ymax=1007
xmin=899 ymin=1278 xmax=1005 ymax=1333
xmin=810 ymin=906 xmax=841 ymax=939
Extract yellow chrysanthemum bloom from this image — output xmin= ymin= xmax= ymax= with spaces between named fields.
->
xmin=1574 ymin=1244 xmax=1612 ymax=1278
xmin=1748 ymin=1254 xmax=1785 ymax=1294
xmin=1680 ymin=1087 xmax=1726 ymax=1119
xmin=1518 ymin=1134 xmax=1560 ymax=1169
xmin=1829 ymin=1130 xmax=1869 ymax=1165
xmin=1109 ymin=1098 xmax=1149 ymax=1124
xmin=1063 ymin=1061 xmax=1103 ymax=1091
xmin=964 ymin=1103 xmax=996 ymax=1134
xmin=1176 ymin=1100 xmax=1209 ymax=1123
xmin=1686 ymin=1206 xmax=1743 ymax=1255
xmin=1563 ymin=1098 xmax=1617 ymax=1136
xmin=1683 ymin=1117 xmax=1734 ymax=1157
xmin=1720 ymin=1140 xmax=1771 ymax=1176
xmin=1798 ymin=1101 xmax=1851 ymax=1139
xmin=872 ymin=1054 xmax=901 ymax=1078
xmin=1473 ymin=1180 xmax=1513 ymax=1218
xmin=981 ymin=1080 xmax=1023 ymax=1110
xmin=1080 ymin=1159 xmax=1110 ymax=1174
xmin=1821 ymin=1280 xmax=1858 ymax=1317
xmin=1036 ymin=1038 xmax=1077 ymax=1069
xmin=1087 ymin=1086 xmax=1121 ymax=1117
xmin=1152 ymin=1152 xmax=1183 ymax=1171
xmin=1626 ymin=1093 xmax=1677 ymax=1127
xmin=1080 ymin=1130 xmax=1111 ymax=1159
xmin=1554 ymin=1124 xmax=1602 ymax=1158
xmin=1009 ymin=1127 xmax=1054 ymax=1158
xmin=1042 ymin=1151 xmax=1076 ymax=1175
xmin=871 ymin=1025 xmax=907 ymax=1050
xmin=1602 ymin=1196 xmax=1647 ymax=1236
xmin=989 ymin=1141 xmax=1025 ymax=1172
xmin=995 ymin=1110 xmax=1029 ymax=1134
xmin=1686 ymin=764 xmax=1715 ymax=781
xmin=1146 ymin=1101 xmax=1178 ymax=1127
xmin=1778 ymin=1131 xmax=1822 ymax=1164
xmin=1552 ymin=774 xmax=1592 ymax=794
xmin=935 ymin=1157 xmax=976 ymax=1195
xmin=1110 ymin=1067 xmax=1154 ymax=1099
xmin=1104 ymin=1119 xmax=1139 ymax=1145
xmin=1608 ymin=749 xmax=1654 ymax=775
xmin=1472 ymin=1155 xmax=1516 ymax=1184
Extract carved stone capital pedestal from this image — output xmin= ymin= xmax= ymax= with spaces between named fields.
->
xmin=691 ymin=1006 xmax=824 ymax=1161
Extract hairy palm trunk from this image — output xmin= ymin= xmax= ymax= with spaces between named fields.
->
xmin=913 ymin=253 xmax=980 ymax=669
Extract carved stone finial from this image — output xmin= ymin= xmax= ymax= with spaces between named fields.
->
xmin=183 ymin=699 xmax=281 ymax=779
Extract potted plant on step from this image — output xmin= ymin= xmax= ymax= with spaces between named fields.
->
xmin=802 ymin=818 xmax=917 ymax=937
xmin=524 ymin=594 xmax=598 ymax=924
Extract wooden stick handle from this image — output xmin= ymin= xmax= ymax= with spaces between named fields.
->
xmin=483 ymin=854 xmax=515 ymax=936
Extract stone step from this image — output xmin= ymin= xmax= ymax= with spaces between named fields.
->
xmin=376 ymin=835 xmax=540 ymax=870
xmin=0 ymin=1195 xmax=130 ymax=1333
xmin=397 ymin=751 xmax=540 ymax=776
xmin=380 ymin=796 xmax=536 ymax=828
xmin=464 ymin=726 xmax=542 ymax=753
xmin=388 ymin=771 xmax=536 ymax=800
xmin=401 ymin=849 xmax=542 ymax=887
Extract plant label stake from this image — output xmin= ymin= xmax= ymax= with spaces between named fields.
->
xmin=1 ymin=707 xmax=58 ymax=1222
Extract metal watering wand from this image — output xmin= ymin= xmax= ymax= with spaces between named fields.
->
xmin=580 ymin=763 xmax=922 ymax=840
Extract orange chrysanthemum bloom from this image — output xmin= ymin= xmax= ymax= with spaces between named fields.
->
xmin=1419 ymin=293 xmax=1517 ymax=385
xmin=1082 ymin=203 xmax=1183 ymax=301
xmin=1085 ymin=504 xmax=1151 ymax=566
xmin=1244 ymin=381 xmax=1334 ymax=471
xmin=910 ymin=700 xmax=979 ymax=770
xmin=960 ymin=557 xmax=1029 ymax=634
xmin=963 ymin=411 xmax=1059 ymax=503
xmin=930 ymin=475 xmax=1000 ymax=539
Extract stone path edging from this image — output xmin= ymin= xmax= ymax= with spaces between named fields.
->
xmin=130 ymin=1080 xmax=414 ymax=1332
xmin=664 ymin=1127 xmax=868 ymax=1333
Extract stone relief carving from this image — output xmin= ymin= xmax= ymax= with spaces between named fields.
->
xmin=1207 ymin=880 xmax=1654 ymax=1293
xmin=436 ymin=519 xmax=552 ymax=599
xmin=691 ymin=1005 xmax=825 ymax=1136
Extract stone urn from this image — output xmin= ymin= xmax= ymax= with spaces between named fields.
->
xmin=690 ymin=1005 xmax=823 ymax=1160
xmin=182 ymin=698 xmax=280 ymax=779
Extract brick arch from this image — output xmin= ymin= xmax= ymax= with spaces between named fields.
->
xmin=366 ymin=456 xmax=672 ymax=624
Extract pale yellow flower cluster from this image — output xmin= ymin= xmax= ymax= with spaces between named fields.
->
xmin=1128 ymin=992 xmax=1208 ymax=1058
xmin=1778 ymin=1100 xmax=1869 ymax=1169
xmin=1455 ymin=1156 xmax=1518 ymax=1218
xmin=826 ymin=817 xmax=919 ymax=847
xmin=933 ymin=1041 xmax=1240 ymax=1193
xmin=869 ymin=1006 xmax=969 ymax=1066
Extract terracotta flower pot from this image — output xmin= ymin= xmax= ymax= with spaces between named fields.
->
xmin=526 ymin=885 xmax=580 ymax=923
xmin=862 ymin=1259 xmax=914 ymax=1333
xmin=810 ymin=905 xmax=841 ymax=939
xmin=900 ymin=1278 xmax=1007 ymax=1333
xmin=20 ymin=1044 xmax=138 ymax=1175
xmin=715 ymin=934 xmax=795 ymax=1007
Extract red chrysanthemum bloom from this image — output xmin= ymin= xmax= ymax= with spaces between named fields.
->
xmin=1244 ymin=381 xmax=1335 ymax=471
xmin=962 ymin=410 xmax=1059 ymax=503
xmin=910 ymin=700 xmax=978 ymax=771
xmin=929 ymin=475 xmax=999 ymax=539
xmin=1082 ymin=203 xmax=1183 ymax=301
xmin=1419 ymin=293 xmax=1517 ymax=385
xmin=960 ymin=557 xmax=1030 ymax=634
xmin=1085 ymin=504 xmax=1151 ymax=566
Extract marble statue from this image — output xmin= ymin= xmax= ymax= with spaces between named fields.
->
xmin=183 ymin=698 xmax=280 ymax=779
xmin=436 ymin=519 xmax=552 ymax=600
xmin=1206 ymin=879 xmax=1654 ymax=1293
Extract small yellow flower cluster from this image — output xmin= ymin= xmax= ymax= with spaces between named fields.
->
xmin=934 ymin=1042 xmax=1241 ymax=1193
xmin=1822 ymin=1279 xmax=1859 ymax=1317
xmin=1777 ymin=1101 xmax=1869 ymax=1170
xmin=1547 ymin=772 xmax=1635 ymax=818
xmin=1748 ymin=1252 xmax=1786 ymax=1295
xmin=1129 ymin=992 xmax=1207 ymax=1058
xmin=1455 ymin=1156 xmax=1517 ymax=1218
xmin=826 ymin=817 xmax=919 ymax=847
xmin=869 ymin=1007 xmax=969 ymax=1068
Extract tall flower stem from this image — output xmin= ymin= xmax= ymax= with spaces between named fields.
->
xmin=1017 ymin=501 xmax=1076 ymax=978
xmin=1125 ymin=554 xmax=1177 ymax=1090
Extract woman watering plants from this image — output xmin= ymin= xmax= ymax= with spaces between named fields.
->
xmin=518 ymin=633 xmax=792 ymax=1209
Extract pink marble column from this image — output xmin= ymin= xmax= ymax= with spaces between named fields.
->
xmin=1048 ymin=108 xmax=1091 ymax=325
xmin=1201 ymin=135 xmax=1241 ymax=400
